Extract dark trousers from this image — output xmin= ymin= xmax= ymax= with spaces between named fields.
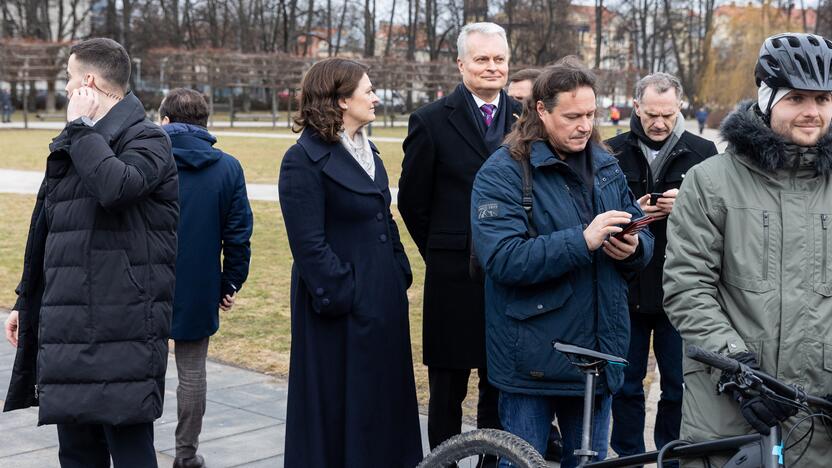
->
xmin=427 ymin=366 xmax=501 ymax=449
xmin=611 ymin=312 xmax=683 ymax=461
xmin=56 ymin=422 xmax=157 ymax=468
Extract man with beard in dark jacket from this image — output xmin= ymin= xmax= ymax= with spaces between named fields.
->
xmin=3 ymin=38 xmax=178 ymax=467
xmin=606 ymin=73 xmax=717 ymax=461
xmin=160 ymin=88 xmax=253 ymax=468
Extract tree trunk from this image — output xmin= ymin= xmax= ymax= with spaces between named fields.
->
xmin=595 ymin=0 xmax=603 ymax=69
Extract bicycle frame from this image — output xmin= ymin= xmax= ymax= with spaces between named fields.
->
xmin=555 ymin=343 xmax=831 ymax=468
xmin=584 ymin=428 xmax=783 ymax=468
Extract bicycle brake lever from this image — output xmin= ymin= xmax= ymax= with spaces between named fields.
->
xmin=717 ymin=364 xmax=763 ymax=396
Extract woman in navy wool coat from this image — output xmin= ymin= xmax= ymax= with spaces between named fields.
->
xmin=278 ymin=58 xmax=423 ymax=467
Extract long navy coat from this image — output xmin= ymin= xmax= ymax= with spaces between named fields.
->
xmin=278 ymin=128 xmax=422 ymax=467
xmin=163 ymin=123 xmax=253 ymax=341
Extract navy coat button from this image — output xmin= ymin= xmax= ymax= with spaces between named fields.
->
xmin=321 ymin=298 xmax=331 ymax=306
xmin=537 ymin=304 xmax=544 ymax=310
xmin=315 ymin=287 xmax=324 ymax=296
xmin=379 ymin=234 xmax=388 ymax=242
xmin=376 ymin=212 xmax=384 ymax=221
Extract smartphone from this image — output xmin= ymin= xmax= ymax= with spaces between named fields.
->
xmin=649 ymin=192 xmax=663 ymax=206
xmin=614 ymin=215 xmax=660 ymax=240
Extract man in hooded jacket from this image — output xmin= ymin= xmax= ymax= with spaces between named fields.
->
xmin=160 ymin=88 xmax=253 ymax=468
xmin=3 ymin=38 xmax=177 ymax=467
xmin=664 ymin=32 xmax=832 ymax=466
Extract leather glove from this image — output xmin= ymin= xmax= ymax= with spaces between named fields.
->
xmin=724 ymin=351 xmax=797 ymax=435
xmin=729 ymin=351 xmax=760 ymax=369
xmin=736 ymin=394 xmax=797 ymax=435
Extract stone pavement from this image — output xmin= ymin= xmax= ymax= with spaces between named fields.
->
xmin=0 ymin=306 xmax=666 ymax=467
xmin=0 ymin=312 xmax=442 ymax=467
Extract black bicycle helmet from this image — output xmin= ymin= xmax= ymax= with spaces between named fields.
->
xmin=755 ymin=32 xmax=832 ymax=91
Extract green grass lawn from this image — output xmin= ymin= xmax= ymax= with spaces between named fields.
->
xmin=0 ymin=122 xmax=626 ymax=416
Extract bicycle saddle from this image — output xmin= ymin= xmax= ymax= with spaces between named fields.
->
xmin=553 ymin=342 xmax=628 ymax=366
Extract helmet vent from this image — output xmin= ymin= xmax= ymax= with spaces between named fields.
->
xmin=795 ymin=54 xmax=810 ymax=74
xmin=826 ymin=39 xmax=832 ymax=49
xmin=809 ymin=36 xmax=820 ymax=46
xmin=772 ymin=38 xmax=783 ymax=48
xmin=788 ymin=36 xmax=801 ymax=47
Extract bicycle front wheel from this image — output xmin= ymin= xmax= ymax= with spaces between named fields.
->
xmin=417 ymin=429 xmax=548 ymax=468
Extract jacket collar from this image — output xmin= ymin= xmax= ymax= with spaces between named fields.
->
xmin=92 ymin=92 xmax=149 ymax=145
xmin=529 ymin=140 xmax=618 ymax=171
xmin=445 ymin=83 xmax=518 ymax=159
xmin=720 ymin=100 xmax=832 ymax=176
xmin=298 ymin=127 xmax=385 ymax=195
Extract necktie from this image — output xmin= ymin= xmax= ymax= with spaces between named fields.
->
xmin=480 ymin=104 xmax=496 ymax=127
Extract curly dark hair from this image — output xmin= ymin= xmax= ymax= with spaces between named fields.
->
xmin=505 ymin=60 xmax=604 ymax=161
xmin=293 ymin=58 xmax=369 ymax=143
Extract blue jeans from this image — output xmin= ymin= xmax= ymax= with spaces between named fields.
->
xmin=611 ymin=312 xmax=683 ymax=464
xmin=498 ymin=391 xmax=612 ymax=468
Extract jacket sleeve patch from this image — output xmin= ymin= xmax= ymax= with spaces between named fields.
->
xmin=477 ymin=203 xmax=500 ymax=220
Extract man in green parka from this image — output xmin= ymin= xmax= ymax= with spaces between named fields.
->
xmin=664 ymin=32 xmax=832 ymax=467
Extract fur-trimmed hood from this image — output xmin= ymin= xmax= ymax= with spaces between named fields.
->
xmin=719 ymin=100 xmax=832 ymax=175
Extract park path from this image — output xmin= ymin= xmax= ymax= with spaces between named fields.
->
xmin=0 ymin=306 xmax=663 ymax=467
xmin=0 ymin=119 xmax=723 ymax=203
xmin=0 ymin=309 xmax=440 ymax=467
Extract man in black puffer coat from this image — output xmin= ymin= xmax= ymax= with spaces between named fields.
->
xmin=3 ymin=38 xmax=177 ymax=467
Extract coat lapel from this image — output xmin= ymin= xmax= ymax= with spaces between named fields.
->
xmin=298 ymin=129 xmax=380 ymax=196
xmin=370 ymin=143 xmax=389 ymax=193
xmin=446 ymin=87 xmax=490 ymax=160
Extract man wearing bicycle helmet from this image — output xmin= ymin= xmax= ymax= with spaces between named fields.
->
xmin=664 ymin=32 xmax=832 ymax=466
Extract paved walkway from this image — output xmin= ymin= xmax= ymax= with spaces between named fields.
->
xmin=0 ymin=306 xmax=666 ymax=467
xmin=0 ymin=311 xmax=441 ymax=467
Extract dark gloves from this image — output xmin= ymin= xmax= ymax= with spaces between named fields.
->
xmin=724 ymin=351 xmax=797 ymax=435
xmin=737 ymin=394 xmax=797 ymax=435
xmin=729 ymin=351 xmax=760 ymax=369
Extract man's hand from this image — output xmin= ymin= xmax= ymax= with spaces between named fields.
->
xmin=736 ymin=394 xmax=797 ymax=435
xmin=603 ymin=232 xmax=640 ymax=260
xmin=637 ymin=194 xmax=665 ymax=219
xmin=66 ymin=86 xmax=100 ymax=122
xmin=583 ymin=210 xmax=632 ymax=251
xmin=5 ymin=310 xmax=19 ymax=348
xmin=653 ymin=189 xmax=679 ymax=216
xmin=220 ymin=292 xmax=236 ymax=311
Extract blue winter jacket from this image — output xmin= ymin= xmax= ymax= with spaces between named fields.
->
xmin=471 ymin=141 xmax=653 ymax=396
xmin=163 ymin=123 xmax=253 ymax=341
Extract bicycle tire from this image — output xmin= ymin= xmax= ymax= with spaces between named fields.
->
xmin=417 ymin=429 xmax=548 ymax=468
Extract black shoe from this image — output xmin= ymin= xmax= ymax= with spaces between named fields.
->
xmin=173 ymin=455 xmax=206 ymax=468
xmin=544 ymin=425 xmax=563 ymax=462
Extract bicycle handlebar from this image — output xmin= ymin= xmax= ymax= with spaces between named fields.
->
xmin=686 ymin=346 xmax=741 ymax=373
xmin=686 ymin=345 xmax=832 ymax=412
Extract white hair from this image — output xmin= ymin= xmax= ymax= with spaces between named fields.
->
xmin=457 ymin=22 xmax=509 ymax=60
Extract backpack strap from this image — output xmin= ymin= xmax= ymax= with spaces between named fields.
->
xmin=518 ymin=156 xmax=538 ymax=238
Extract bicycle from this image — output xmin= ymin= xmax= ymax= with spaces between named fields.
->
xmin=417 ymin=342 xmax=832 ymax=468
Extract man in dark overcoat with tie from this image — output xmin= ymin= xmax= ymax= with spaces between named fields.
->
xmin=398 ymin=21 xmax=523 ymax=449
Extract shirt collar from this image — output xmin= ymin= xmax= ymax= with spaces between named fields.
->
xmin=471 ymin=92 xmax=500 ymax=111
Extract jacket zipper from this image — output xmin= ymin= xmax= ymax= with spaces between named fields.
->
xmin=34 ymin=384 xmax=38 ymax=400
xmin=762 ymin=211 xmax=770 ymax=281
xmin=822 ymin=215 xmax=829 ymax=283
